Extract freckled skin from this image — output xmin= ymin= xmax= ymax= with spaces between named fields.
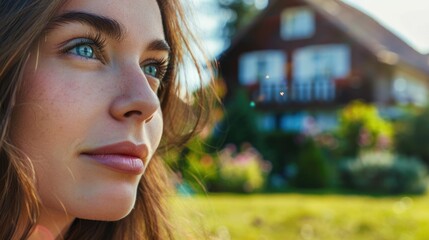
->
xmin=11 ymin=0 xmax=166 ymax=236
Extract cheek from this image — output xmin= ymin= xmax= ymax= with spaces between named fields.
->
xmin=8 ymin=62 xmax=82 ymax=211
xmin=142 ymin=109 xmax=163 ymax=169
xmin=11 ymin=64 xmax=82 ymax=147
xmin=147 ymin=109 xmax=164 ymax=154
xmin=9 ymin=58 xmax=104 ymax=186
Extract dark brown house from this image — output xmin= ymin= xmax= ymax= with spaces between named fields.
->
xmin=219 ymin=0 xmax=429 ymax=132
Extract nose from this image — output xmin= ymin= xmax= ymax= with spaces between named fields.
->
xmin=109 ymin=66 xmax=160 ymax=123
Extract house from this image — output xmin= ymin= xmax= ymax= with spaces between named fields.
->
xmin=219 ymin=0 xmax=429 ymax=133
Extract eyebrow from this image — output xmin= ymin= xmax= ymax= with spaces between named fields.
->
xmin=48 ymin=11 xmax=124 ymax=40
xmin=47 ymin=11 xmax=171 ymax=53
xmin=147 ymin=39 xmax=171 ymax=53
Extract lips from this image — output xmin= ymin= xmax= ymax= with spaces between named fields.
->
xmin=82 ymin=141 xmax=148 ymax=174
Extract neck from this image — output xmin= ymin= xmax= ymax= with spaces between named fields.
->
xmin=32 ymin=208 xmax=75 ymax=240
xmin=28 ymin=225 xmax=54 ymax=240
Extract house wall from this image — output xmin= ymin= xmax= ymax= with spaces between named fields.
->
xmin=222 ymin=0 xmax=385 ymax=108
xmin=220 ymin=0 xmax=429 ymax=133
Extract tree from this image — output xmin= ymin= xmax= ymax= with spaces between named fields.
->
xmin=217 ymin=0 xmax=267 ymax=41
xmin=209 ymin=88 xmax=261 ymax=151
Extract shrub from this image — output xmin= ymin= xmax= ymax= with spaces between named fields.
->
xmin=209 ymin=88 xmax=262 ymax=152
xmin=340 ymin=151 xmax=427 ymax=194
xmin=182 ymin=152 xmax=218 ymax=193
xmin=396 ymin=106 xmax=429 ymax=166
xmin=258 ymin=132 xmax=301 ymax=177
xmin=292 ymin=139 xmax=334 ymax=189
xmin=213 ymin=143 xmax=271 ymax=193
xmin=169 ymin=138 xmax=218 ymax=193
xmin=172 ymin=138 xmax=272 ymax=193
xmin=337 ymin=101 xmax=393 ymax=157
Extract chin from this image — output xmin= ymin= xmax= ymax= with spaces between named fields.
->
xmin=93 ymin=209 xmax=134 ymax=222
xmin=73 ymin=188 xmax=138 ymax=221
xmin=77 ymin=199 xmax=136 ymax=221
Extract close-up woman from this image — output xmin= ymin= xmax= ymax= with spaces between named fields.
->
xmin=0 ymin=0 xmax=213 ymax=239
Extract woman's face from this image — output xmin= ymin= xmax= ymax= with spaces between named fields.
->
xmin=10 ymin=0 xmax=167 ymax=224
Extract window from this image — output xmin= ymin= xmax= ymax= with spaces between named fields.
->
xmin=258 ymin=114 xmax=276 ymax=132
xmin=239 ymin=51 xmax=287 ymax=102
xmin=281 ymin=7 xmax=315 ymax=40
xmin=280 ymin=112 xmax=337 ymax=133
xmin=393 ymin=73 xmax=428 ymax=106
xmin=280 ymin=113 xmax=305 ymax=132
xmin=292 ymin=44 xmax=350 ymax=101
xmin=239 ymin=50 xmax=286 ymax=85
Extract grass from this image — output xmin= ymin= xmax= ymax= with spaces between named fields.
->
xmin=171 ymin=192 xmax=429 ymax=240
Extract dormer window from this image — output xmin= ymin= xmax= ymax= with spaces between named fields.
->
xmin=281 ymin=6 xmax=315 ymax=40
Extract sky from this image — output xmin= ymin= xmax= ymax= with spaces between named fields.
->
xmin=342 ymin=0 xmax=429 ymax=54
xmin=196 ymin=0 xmax=429 ymax=56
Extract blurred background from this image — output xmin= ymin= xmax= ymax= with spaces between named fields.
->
xmin=170 ymin=0 xmax=429 ymax=239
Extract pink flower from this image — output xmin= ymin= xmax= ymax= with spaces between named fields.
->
xmin=358 ymin=127 xmax=372 ymax=147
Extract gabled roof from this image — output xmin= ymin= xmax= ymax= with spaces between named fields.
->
xmin=223 ymin=0 xmax=429 ymax=75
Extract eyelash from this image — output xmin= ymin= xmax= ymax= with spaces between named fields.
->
xmin=60 ymin=34 xmax=170 ymax=83
xmin=60 ymin=32 xmax=107 ymax=63
xmin=142 ymin=57 xmax=169 ymax=82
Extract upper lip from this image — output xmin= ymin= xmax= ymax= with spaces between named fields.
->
xmin=83 ymin=141 xmax=148 ymax=160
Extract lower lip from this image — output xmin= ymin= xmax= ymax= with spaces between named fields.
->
xmin=83 ymin=154 xmax=144 ymax=174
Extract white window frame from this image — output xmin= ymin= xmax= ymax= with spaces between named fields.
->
xmin=239 ymin=50 xmax=287 ymax=102
xmin=292 ymin=44 xmax=350 ymax=101
xmin=281 ymin=6 xmax=315 ymax=40
xmin=393 ymin=73 xmax=428 ymax=106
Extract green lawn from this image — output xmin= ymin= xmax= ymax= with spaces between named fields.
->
xmin=172 ymin=193 xmax=429 ymax=240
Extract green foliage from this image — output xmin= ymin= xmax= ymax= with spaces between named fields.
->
xmin=183 ymin=153 xmax=218 ymax=193
xmin=337 ymin=101 xmax=393 ymax=157
xmin=340 ymin=151 xmax=427 ymax=194
xmin=169 ymin=138 xmax=218 ymax=193
xmin=258 ymin=132 xmax=300 ymax=176
xmin=210 ymin=88 xmax=262 ymax=151
xmin=396 ymin=106 xmax=429 ymax=166
xmin=213 ymin=144 xmax=271 ymax=193
xmin=217 ymin=0 xmax=263 ymax=40
xmin=174 ymin=137 xmax=271 ymax=193
xmin=292 ymin=139 xmax=334 ymax=189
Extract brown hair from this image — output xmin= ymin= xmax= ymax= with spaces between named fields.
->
xmin=0 ymin=0 xmax=215 ymax=239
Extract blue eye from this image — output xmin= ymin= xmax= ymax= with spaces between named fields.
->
xmin=143 ymin=65 xmax=158 ymax=78
xmin=69 ymin=44 xmax=95 ymax=59
xmin=141 ymin=58 xmax=168 ymax=82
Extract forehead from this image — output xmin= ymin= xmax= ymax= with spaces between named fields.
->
xmin=58 ymin=0 xmax=165 ymax=40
